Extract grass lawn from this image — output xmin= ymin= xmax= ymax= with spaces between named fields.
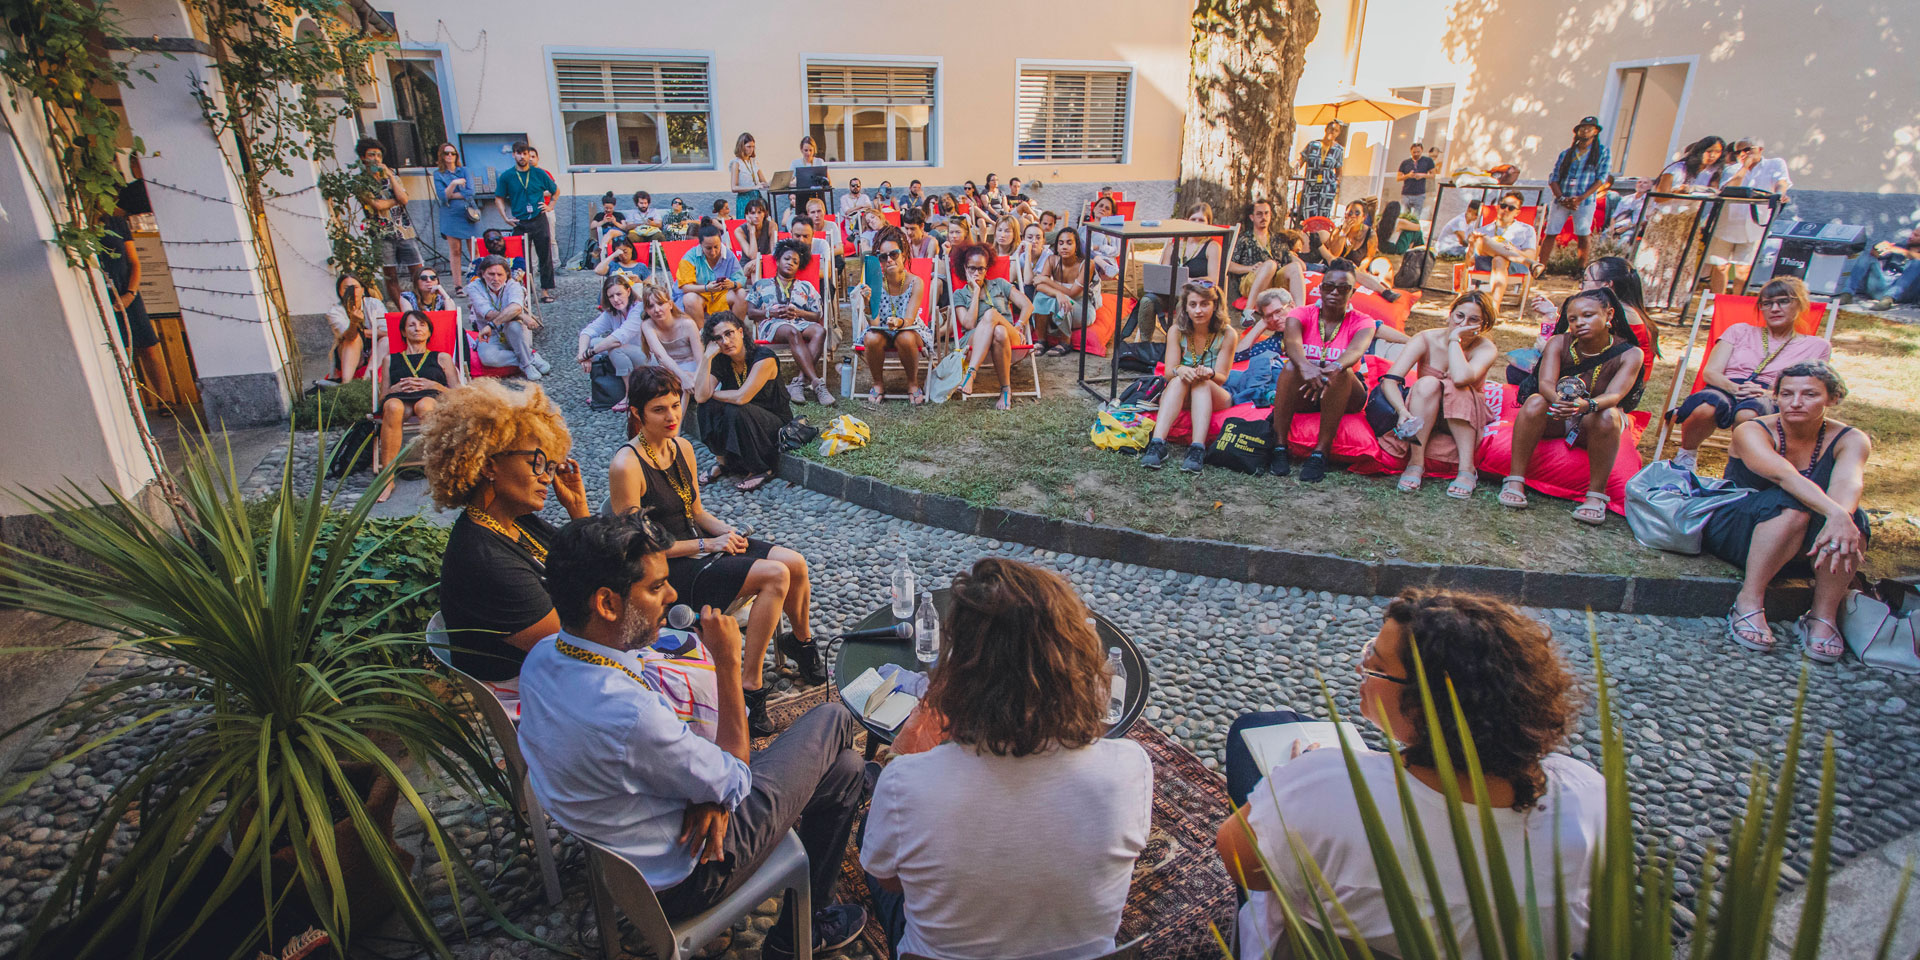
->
xmin=800 ymin=275 xmax=1919 ymax=580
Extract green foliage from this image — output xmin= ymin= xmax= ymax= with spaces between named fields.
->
xmin=0 ymin=426 xmax=520 ymax=960
xmin=304 ymin=514 xmax=448 ymax=648
xmin=1223 ymin=617 xmax=1903 ymax=959
xmin=316 ymin=162 xmax=385 ymax=287
xmin=289 ymin=381 xmax=374 ymax=431
xmin=0 ymin=0 xmax=150 ymax=263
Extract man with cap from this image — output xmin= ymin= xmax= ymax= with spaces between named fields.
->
xmin=1539 ymin=116 xmax=1613 ymax=273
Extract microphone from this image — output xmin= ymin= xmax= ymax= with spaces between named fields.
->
xmin=836 ymin=623 xmax=915 ymax=642
xmin=667 ymin=604 xmax=700 ymax=631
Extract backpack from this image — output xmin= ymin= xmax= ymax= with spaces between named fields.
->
xmin=1117 ymin=375 xmax=1165 ymax=406
xmin=1393 ymin=248 xmax=1433 ymax=290
xmin=1114 ymin=340 xmax=1162 ymax=374
xmin=588 ymin=355 xmax=625 ymax=410
xmin=326 ymin=420 xmax=378 ymax=479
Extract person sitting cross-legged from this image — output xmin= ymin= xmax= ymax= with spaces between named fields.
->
xmin=1471 ymin=190 xmax=1542 ymax=301
xmin=1140 ymin=280 xmax=1238 ymax=473
xmin=1268 ymin=259 xmax=1376 ymax=483
xmin=746 ymin=238 xmax=832 ymax=406
xmin=676 ymin=222 xmax=750 ymax=323
xmin=516 ymin=510 xmax=868 ymax=960
xmin=465 ymin=255 xmax=549 ymax=379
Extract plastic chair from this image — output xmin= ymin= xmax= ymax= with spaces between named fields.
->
xmin=1651 ymin=293 xmax=1833 ymax=457
xmin=582 ymin=831 xmax=811 ymax=960
xmin=951 ymin=259 xmax=1040 ymax=401
xmin=1452 ymin=205 xmax=1540 ymax=305
xmin=851 ymin=256 xmax=940 ymax=399
xmin=371 ymin=309 xmax=463 ymax=468
xmin=424 ymin=613 xmax=565 ymax=905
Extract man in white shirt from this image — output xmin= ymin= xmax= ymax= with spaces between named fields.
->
xmin=517 ymin=512 xmax=868 ymax=960
xmin=1469 ymin=191 xmax=1539 ymax=302
xmin=1708 ymin=137 xmax=1795 ymax=294
xmin=1433 ymin=198 xmax=1483 ymax=257
xmin=839 ymin=177 xmax=874 ymax=216
xmin=463 ymin=256 xmax=547 ymax=378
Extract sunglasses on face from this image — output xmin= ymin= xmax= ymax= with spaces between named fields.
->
xmin=878 ymin=249 xmax=903 ymax=262
xmin=419 ymin=273 xmax=438 ymax=282
xmin=1499 ymin=203 xmax=1521 ymax=211
xmin=1320 ymin=282 xmax=1354 ymax=293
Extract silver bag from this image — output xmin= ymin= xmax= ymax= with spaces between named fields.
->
xmin=1624 ymin=460 xmax=1752 ymax=555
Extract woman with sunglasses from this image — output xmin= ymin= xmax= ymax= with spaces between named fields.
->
xmin=851 ymin=226 xmax=932 ymax=404
xmin=423 ymin=379 xmax=589 ymax=686
xmin=1139 ymin=280 xmax=1237 ymax=472
xmin=695 ymin=312 xmax=792 ymax=490
xmin=399 ymin=267 xmax=453 ymax=312
xmin=1268 ymin=260 xmax=1375 ymax=483
xmin=433 ymin=143 xmax=482 ymax=285
xmin=951 ymin=244 xmax=1036 ymax=411
xmin=1218 ymin=589 xmax=1601 ymax=960
xmin=608 ymin=366 xmax=826 ymax=736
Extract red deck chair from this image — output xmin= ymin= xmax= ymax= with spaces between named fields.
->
xmin=755 ymin=254 xmax=827 ymax=364
xmin=853 ymin=256 xmax=940 ymax=399
xmin=882 ymin=209 xmax=902 ymax=228
xmin=1652 ymin=293 xmax=1833 ymax=457
xmin=950 ymin=259 xmax=1040 ymax=401
xmin=1450 ymin=205 xmax=1540 ymax=306
xmin=1116 ymin=200 xmax=1137 ymax=221
xmin=374 ymin=309 xmax=463 ymax=467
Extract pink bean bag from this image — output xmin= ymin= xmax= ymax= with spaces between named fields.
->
xmin=1473 ymin=393 xmax=1651 ymax=515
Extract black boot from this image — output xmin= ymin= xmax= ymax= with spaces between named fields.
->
xmin=744 ymin=685 xmax=775 ymax=737
xmin=777 ymin=631 xmax=829 ymax=686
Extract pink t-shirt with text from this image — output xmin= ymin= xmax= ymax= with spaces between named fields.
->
xmin=1291 ymin=304 xmax=1372 ymax=363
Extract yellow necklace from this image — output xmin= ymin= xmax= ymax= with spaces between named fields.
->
xmin=636 ymin=438 xmax=696 ymax=516
xmin=467 ymin=508 xmax=547 ymax=563
xmin=400 ymin=349 xmax=429 ymax=379
xmin=555 ymin=637 xmax=658 ymax=694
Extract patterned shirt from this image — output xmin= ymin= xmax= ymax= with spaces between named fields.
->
xmin=1549 ymin=142 xmax=1613 ymax=198
xmin=746 ymin=275 xmax=823 ymax=316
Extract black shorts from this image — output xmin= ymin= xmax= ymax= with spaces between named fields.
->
xmin=666 ymin=537 xmax=777 ymax=611
xmin=116 ymin=294 xmax=160 ymax=350
xmin=1671 ymin=386 xmax=1775 ymax=429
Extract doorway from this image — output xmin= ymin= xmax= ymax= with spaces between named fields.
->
xmin=1601 ymin=58 xmax=1694 ymax=178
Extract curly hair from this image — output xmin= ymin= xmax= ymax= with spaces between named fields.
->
xmin=925 ymin=558 xmax=1110 ymax=757
xmin=420 ymin=379 xmax=572 ymax=509
xmin=1386 ymin=589 xmax=1578 ymax=810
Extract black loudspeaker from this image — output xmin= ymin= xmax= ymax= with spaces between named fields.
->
xmin=374 ymin=119 xmax=422 ymax=168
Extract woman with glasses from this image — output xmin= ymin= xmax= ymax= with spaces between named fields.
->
xmin=1668 ymin=276 xmax=1830 ymax=472
xmin=951 ymin=244 xmax=1036 ymax=411
xmin=1217 ymin=589 xmax=1603 ymax=960
xmin=433 ymin=143 xmax=483 ymax=286
xmin=608 ymin=366 xmax=826 ymax=736
xmin=1139 ymin=280 xmax=1237 ymax=473
xmin=422 ymin=379 xmax=590 ymax=684
xmin=1268 ymin=260 xmax=1375 ymax=483
xmin=851 ymin=226 xmax=932 ymax=404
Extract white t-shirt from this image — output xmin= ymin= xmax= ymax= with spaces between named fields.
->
xmin=1717 ymin=156 xmax=1794 ymax=244
xmin=861 ymin=739 xmax=1154 ymax=960
xmin=840 ymin=191 xmax=875 ymax=216
xmin=1472 ymin=218 xmax=1536 ymax=252
xmin=1439 ymin=214 xmax=1473 ymax=247
xmin=1238 ymin=750 xmax=1605 ymax=960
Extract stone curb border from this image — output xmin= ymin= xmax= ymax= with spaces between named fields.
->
xmin=777 ymin=458 xmax=1810 ymax=617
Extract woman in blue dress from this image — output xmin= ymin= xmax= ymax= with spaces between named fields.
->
xmin=1297 ymin=121 xmax=1347 ymax=220
xmin=433 ymin=143 xmax=484 ymax=283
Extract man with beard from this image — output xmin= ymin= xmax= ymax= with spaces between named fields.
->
xmin=1538 ymin=116 xmax=1614 ymax=272
xmin=516 ymin=511 xmax=868 ymax=959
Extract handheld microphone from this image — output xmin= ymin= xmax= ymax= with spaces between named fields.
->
xmin=667 ymin=604 xmax=701 ymax=631
xmin=836 ymin=623 xmax=915 ymax=642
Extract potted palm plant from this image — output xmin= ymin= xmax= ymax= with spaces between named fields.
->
xmin=0 ymin=427 xmax=522 ymax=960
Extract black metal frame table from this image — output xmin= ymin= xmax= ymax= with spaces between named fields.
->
xmin=831 ymin=587 xmax=1151 ymax=758
xmin=1075 ymin=218 xmax=1235 ymax=402
xmin=1416 ymin=180 xmax=1550 ymax=296
xmin=1624 ymin=191 xmax=1781 ymax=318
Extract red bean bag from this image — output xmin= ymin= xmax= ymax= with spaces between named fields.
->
xmin=1473 ymin=397 xmax=1652 ymax=515
xmin=1361 ymin=381 xmax=1513 ymax=479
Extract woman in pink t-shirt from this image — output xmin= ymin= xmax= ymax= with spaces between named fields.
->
xmin=1268 ymin=260 xmax=1376 ymax=482
xmin=1668 ymin=277 xmax=1831 ymax=471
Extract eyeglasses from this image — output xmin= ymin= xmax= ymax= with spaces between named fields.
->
xmin=1499 ymin=203 xmax=1521 ymax=211
xmin=1759 ymin=297 xmax=1796 ymax=309
xmin=491 ymin=448 xmax=550 ymax=476
xmin=1359 ymin=638 xmax=1412 ymax=685
xmin=965 ymin=264 xmax=986 ymax=273
xmin=877 ymin=249 xmax=903 ymax=262
xmin=418 ymin=273 xmax=438 ymax=282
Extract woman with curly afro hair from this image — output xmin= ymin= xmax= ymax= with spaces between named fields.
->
xmin=1217 ymin=589 xmax=1606 ymax=960
xmin=423 ymin=378 xmax=591 ymax=685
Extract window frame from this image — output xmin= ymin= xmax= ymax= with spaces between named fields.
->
xmin=544 ymin=46 xmax=718 ymax=172
xmin=1013 ymin=59 xmax=1135 ymax=166
xmin=797 ymin=54 xmax=942 ymax=169
xmin=382 ymin=44 xmax=461 ymax=170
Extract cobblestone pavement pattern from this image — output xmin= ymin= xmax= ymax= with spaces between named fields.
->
xmin=3 ymin=273 xmax=1917 ymax=960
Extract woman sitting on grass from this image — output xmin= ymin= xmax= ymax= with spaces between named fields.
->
xmin=951 ymin=243 xmax=1035 ymax=411
xmin=1374 ymin=291 xmax=1500 ymax=498
xmin=1704 ymin=362 xmax=1869 ymax=662
xmin=694 ymin=311 xmax=792 ymax=490
xmin=1669 ymin=276 xmax=1830 ymax=471
xmin=1140 ymin=280 xmax=1237 ymax=474
xmin=1499 ymin=288 xmax=1644 ymax=525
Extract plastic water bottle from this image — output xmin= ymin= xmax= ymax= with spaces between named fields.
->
xmin=890 ymin=552 xmax=916 ymax=620
xmin=1105 ymin=648 xmax=1127 ymax=724
xmin=838 ymin=358 xmax=855 ymax=398
xmin=914 ymin=590 xmax=940 ymax=664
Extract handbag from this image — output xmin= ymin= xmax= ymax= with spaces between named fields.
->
xmin=588 ymin=355 xmax=625 ymax=410
xmin=1841 ymin=577 xmax=1920 ymax=674
xmin=778 ymin=416 xmax=820 ymax=452
xmin=1115 ymin=340 xmax=1163 ymax=374
xmin=1623 ymin=459 xmax=1752 ymax=554
xmin=1205 ymin=417 xmax=1274 ymax=473
xmin=927 ymin=350 xmax=966 ymax=403
xmin=326 ymin=420 xmax=378 ymax=479
xmin=464 ymin=198 xmax=484 ymax=223
xmin=1364 ymin=375 xmax=1405 ymax=438
xmin=1090 ymin=409 xmax=1152 ymax=452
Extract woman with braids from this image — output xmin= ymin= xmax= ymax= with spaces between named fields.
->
xmin=1218 ymin=589 xmax=1605 ymax=960
xmin=606 ymin=365 xmax=824 ymax=736
xmin=860 ymin=558 xmax=1152 ymax=960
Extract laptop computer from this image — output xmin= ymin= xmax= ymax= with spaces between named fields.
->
xmin=1142 ymin=263 xmax=1190 ymax=298
xmin=793 ymin=165 xmax=830 ymax=188
xmin=768 ymin=169 xmax=794 ymax=190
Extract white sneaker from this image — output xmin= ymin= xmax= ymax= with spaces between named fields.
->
xmin=814 ymin=381 xmax=837 ymax=406
xmin=532 ymin=354 xmax=553 ymax=374
xmin=1672 ymin=448 xmax=1698 ymax=472
xmin=521 ymin=366 xmax=543 ymax=382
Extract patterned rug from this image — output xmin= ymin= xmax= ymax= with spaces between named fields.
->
xmin=761 ymin=686 xmax=1238 ymax=960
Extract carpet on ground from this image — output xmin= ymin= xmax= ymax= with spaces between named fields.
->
xmin=760 ymin=685 xmax=1238 ymax=960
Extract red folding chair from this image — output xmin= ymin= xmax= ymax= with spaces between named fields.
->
xmin=661 ymin=238 xmax=699 ymax=275
xmin=755 ymin=255 xmax=827 ymax=360
xmin=374 ymin=309 xmax=463 ymax=467
xmin=1450 ymin=205 xmax=1541 ymax=306
xmin=1652 ymin=293 xmax=1833 ymax=457
xmin=882 ymin=210 xmax=901 ymax=228
xmin=852 ymin=256 xmax=940 ymax=399
xmin=1116 ymin=201 xmax=1137 ymax=222
xmin=724 ymin=218 xmax=747 ymax=255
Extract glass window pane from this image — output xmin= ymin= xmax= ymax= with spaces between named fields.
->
xmin=809 ymin=105 xmax=847 ymax=162
xmin=616 ymin=111 xmax=661 ymax=165
xmin=564 ymin=111 xmax=611 ymax=166
xmin=889 ymin=105 xmax=929 ymax=163
xmin=386 ymin=58 xmax=448 ymax=161
xmin=666 ymin=112 xmax=711 ymax=165
xmin=852 ymin=109 xmax=888 ymax=163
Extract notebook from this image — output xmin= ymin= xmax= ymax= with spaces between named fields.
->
xmin=842 ymin=666 xmax=919 ymax=731
xmin=1238 ymin=719 xmax=1367 ymax=773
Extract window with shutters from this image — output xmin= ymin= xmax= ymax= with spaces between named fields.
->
xmin=549 ymin=54 xmax=713 ymax=169
xmin=1015 ymin=63 xmax=1132 ymax=164
xmin=804 ymin=60 xmax=938 ymax=166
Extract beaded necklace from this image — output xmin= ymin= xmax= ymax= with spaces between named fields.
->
xmin=635 ymin=437 xmax=696 ymax=515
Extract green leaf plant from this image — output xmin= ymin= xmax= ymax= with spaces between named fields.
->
xmin=0 ymin=424 xmax=535 ymax=960
xmin=1217 ymin=613 xmax=1910 ymax=960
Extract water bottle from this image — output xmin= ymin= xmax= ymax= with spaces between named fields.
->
xmin=838 ymin=358 xmax=855 ymax=398
xmin=913 ymin=590 xmax=940 ymax=664
xmin=890 ymin=552 xmax=916 ymax=620
xmin=1105 ymin=647 xmax=1127 ymax=724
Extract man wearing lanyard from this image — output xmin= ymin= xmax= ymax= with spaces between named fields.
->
xmin=516 ymin=513 xmax=869 ymax=960
xmin=463 ymin=256 xmax=548 ymax=378
xmin=493 ymin=140 xmax=560 ymax=303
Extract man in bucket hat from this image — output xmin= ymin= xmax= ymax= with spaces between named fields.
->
xmin=1539 ymin=116 xmax=1614 ymax=273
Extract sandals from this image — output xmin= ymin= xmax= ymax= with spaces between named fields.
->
xmin=955 ymin=367 xmax=978 ymax=396
xmin=1498 ymin=475 xmax=1530 ymax=509
xmin=1528 ymin=262 xmax=1548 ymax=280
xmin=995 ymin=386 xmax=1012 ymax=411
xmin=1447 ymin=471 xmax=1478 ymax=500
xmin=1396 ymin=464 xmax=1424 ymax=493
xmin=1798 ymin=615 xmax=1845 ymax=664
xmin=539 ymin=292 xmax=557 ymax=303
xmin=699 ymin=464 xmax=725 ymax=485
xmin=1728 ymin=604 xmax=1776 ymax=653
xmin=865 ymin=386 xmax=884 ymax=404
xmin=735 ymin=471 xmax=773 ymax=492
xmin=1572 ymin=492 xmax=1610 ymax=526
xmin=1043 ymin=343 xmax=1070 ymax=357
xmin=909 ymin=387 xmax=927 ymax=406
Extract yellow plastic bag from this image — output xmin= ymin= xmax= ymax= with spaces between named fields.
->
xmin=819 ymin=414 xmax=871 ymax=456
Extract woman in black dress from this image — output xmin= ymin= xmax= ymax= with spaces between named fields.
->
xmin=1704 ymin=362 xmax=1870 ymax=663
xmin=607 ymin=366 xmax=823 ymax=735
xmin=376 ymin=310 xmax=461 ymax=502
xmin=694 ymin=311 xmax=792 ymax=491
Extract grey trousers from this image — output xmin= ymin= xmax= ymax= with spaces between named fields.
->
xmin=473 ymin=319 xmax=537 ymax=371
xmin=601 ymin=343 xmax=654 ymax=377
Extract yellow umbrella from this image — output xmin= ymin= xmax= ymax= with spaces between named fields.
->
xmin=1293 ymin=89 xmax=1425 ymax=126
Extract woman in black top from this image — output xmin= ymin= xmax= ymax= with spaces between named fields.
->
xmin=1704 ymin=363 xmax=1870 ymax=663
xmin=694 ymin=312 xmax=792 ymax=491
xmin=607 ymin=366 xmax=823 ymax=735
xmin=376 ymin=310 xmax=461 ymax=502
xmin=422 ymin=379 xmax=590 ymax=683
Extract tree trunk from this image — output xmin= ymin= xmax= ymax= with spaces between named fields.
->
xmin=1177 ymin=0 xmax=1321 ymax=228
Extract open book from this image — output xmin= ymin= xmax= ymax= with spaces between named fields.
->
xmin=1239 ymin=720 xmax=1367 ymax=774
xmin=841 ymin=666 xmax=920 ymax=731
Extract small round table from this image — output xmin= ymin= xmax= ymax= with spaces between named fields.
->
xmin=832 ymin=587 xmax=1151 ymax=756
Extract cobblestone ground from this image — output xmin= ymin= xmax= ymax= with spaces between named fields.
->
xmin=4 ymin=272 xmax=1917 ymax=960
